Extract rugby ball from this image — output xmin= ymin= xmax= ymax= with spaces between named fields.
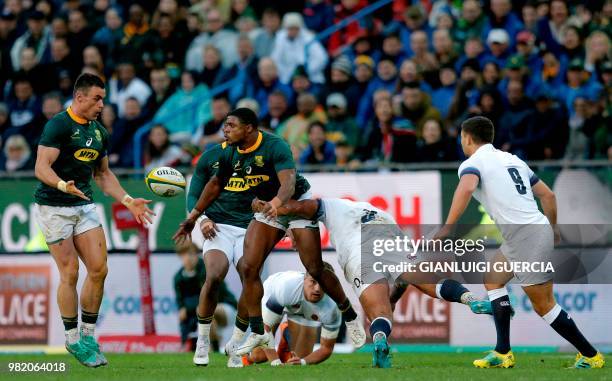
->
xmin=145 ymin=167 xmax=186 ymax=197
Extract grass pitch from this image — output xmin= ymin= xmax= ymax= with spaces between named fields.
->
xmin=1 ymin=352 xmax=610 ymax=381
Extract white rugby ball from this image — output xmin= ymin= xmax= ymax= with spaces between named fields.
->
xmin=145 ymin=166 xmax=186 ymax=197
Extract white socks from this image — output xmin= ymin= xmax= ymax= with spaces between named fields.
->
xmin=231 ymin=327 xmax=246 ymax=341
xmin=81 ymin=322 xmax=96 ymax=337
xmin=65 ymin=328 xmax=79 ymax=345
xmin=198 ymin=323 xmax=211 ymax=337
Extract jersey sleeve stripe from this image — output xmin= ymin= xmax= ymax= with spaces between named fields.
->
xmin=529 ymin=174 xmax=540 ymax=186
xmin=265 ymin=296 xmax=284 ymax=315
xmin=459 ymin=167 xmax=481 ymax=180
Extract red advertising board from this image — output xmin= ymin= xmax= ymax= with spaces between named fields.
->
xmin=391 ymin=287 xmax=450 ymax=343
xmin=0 ymin=265 xmax=51 ymax=344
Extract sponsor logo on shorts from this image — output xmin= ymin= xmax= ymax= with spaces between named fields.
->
xmin=74 ymin=148 xmax=99 ymax=161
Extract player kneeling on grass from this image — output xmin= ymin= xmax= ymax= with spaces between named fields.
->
xmin=434 ymin=116 xmax=604 ymax=369
xmin=234 ymin=270 xmax=340 ymax=367
xmin=253 ymin=197 xmax=492 ymax=368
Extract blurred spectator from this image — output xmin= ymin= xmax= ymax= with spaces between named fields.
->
xmin=585 ymin=31 xmax=611 ymax=77
xmin=400 ymin=82 xmax=441 ymax=137
xmin=197 ymin=45 xmax=232 ymax=88
xmin=144 ymin=124 xmax=187 ymax=173
xmin=455 ymin=36 xmax=485 ymax=74
xmin=558 ymin=58 xmax=603 ymax=119
xmin=91 ymin=7 xmax=123 ymax=69
xmin=154 ymin=12 xmax=189 ymax=68
xmin=252 ymin=8 xmax=281 ymax=59
xmin=484 ymin=0 xmax=524 ymax=48
xmin=521 ymin=1 xmax=538 ymax=33
xmin=565 ymin=95 xmax=591 ymax=159
xmin=432 ymin=64 xmax=457 ymax=119
xmin=67 ymin=9 xmax=94 ymax=67
xmin=10 ymin=10 xmax=51 ymax=71
xmin=0 ymin=134 xmax=33 ymax=172
xmin=260 ymin=90 xmax=290 ymax=132
xmin=100 ymin=104 xmax=117 ymax=135
xmin=41 ymin=91 xmax=62 ymax=121
xmin=539 ymin=49 xmax=564 ymax=87
xmin=109 ymin=97 xmax=146 ymax=167
xmin=356 ymin=96 xmax=416 ymax=163
xmin=536 ymin=0 xmax=570 ymax=57
xmin=415 ymin=119 xmax=457 ymax=162
xmin=154 ymin=70 xmax=211 ymax=144
xmin=350 ymin=55 xmax=375 ymax=112
xmin=453 ymin=0 xmax=486 ymax=47
xmin=11 ymin=46 xmax=50 ymax=96
xmin=448 ymin=59 xmax=480 ymax=127
xmin=185 ymin=8 xmax=238 ymax=70
xmin=192 ymin=95 xmax=229 ymax=150
xmin=116 ymin=4 xmax=160 ymax=72
xmin=235 ymin=97 xmax=259 ymax=115
xmin=82 ymin=45 xmax=105 ymax=79
xmin=398 ymin=59 xmax=432 ymax=93
xmin=226 ymin=34 xmax=258 ymax=104
xmin=325 ymin=92 xmax=358 ymax=149
xmin=48 ymin=37 xmax=75 ymax=84
xmin=483 ymin=28 xmax=511 ymax=68
xmin=499 ymin=55 xmax=542 ymax=102
xmin=144 ymin=67 xmax=174 ymax=118
xmin=381 ymin=33 xmax=407 ymax=67
xmin=515 ymin=30 xmax=541 ymax=72
xmin=108 ymin=62 xmax=152 ymax=117
xmin=7 ymin=76 xmax=40 ymax=132
xmin=0 ymin=11 xmax=18 ymax=92
xmin=303 ymin=0 xmax=334 ymax=34
xmin=409 ymin=30 xmax=437 ymax=77
xmin=387 ymin=5 xmax=431 ymax=58
xmin=560 ymin=25 xmax=584 ymax=62
xmin=433 ymin=29 xmax=457 ymax=68
xmin=328 ymin=0 xmax=370 ymax=57
xmin=299 ymin=121 xmax=336 ymax=165
xmin=290 ymin=65 xmax=322 ymax=101
xmin=246 ymin=58 xmax=292 ymax=119
xmin=496 ymin=79 xmax=535 ymax=158
xmin=271 ymin=12 xmax=328 ymax=85
xmin=356 ymin=57 xmax=398 ymax=127
xmin=229 ymin=0 xmax=257 ymax=27
xmin=532 ymin=89 xmax=568 ymax=159
xmin=278 ymin=92 xmax=326 ymax=159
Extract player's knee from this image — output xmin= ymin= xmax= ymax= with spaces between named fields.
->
xmin=239 ymin=261 xmax=259 ymax=281
xmin=88 ymin=262 xmax=108 ymax=283
xmin=60 ymin=262 xmax=79 ymax=286
xmin=204 ymin=274 xmax=222 ymax=290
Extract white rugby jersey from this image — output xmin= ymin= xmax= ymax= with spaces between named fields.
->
xmin=262 ymin=271 xmax=341 ymax=336
xmin=321 ymin=198 xmax=396 ymax=253
xmin=458 ymin=144 xmax=548 ymax=230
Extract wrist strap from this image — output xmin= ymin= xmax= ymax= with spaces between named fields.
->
xmin=121 ymin=194 xmax=134 ymax=207
xmin=196 ymin=214 xmax=208 ymax=225
xmin=57 ymin=180 xmax=68 ymax=193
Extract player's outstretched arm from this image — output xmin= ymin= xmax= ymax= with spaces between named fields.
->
xmin=94 ymin=156 xmax=154 ymax=225
xmin=35 ymin=145 xmax=90 ymax=201
xmin=173 ymin=176 xmax=223 ymax=243
xmin=532 ymin=180 xmax=559 ymax=242
xmin=287 ymin=337 xmax=336 ymax=365
xmin=434 ymin=174 xmax=479 ymax=239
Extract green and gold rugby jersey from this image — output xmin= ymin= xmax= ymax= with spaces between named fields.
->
xmin=217 ymin=130 xmax=310 ymax=202
xmin=187 ymin=144 xmax=253 ymax=229
xmin=34 ymin=107 xmax=109 ymax=206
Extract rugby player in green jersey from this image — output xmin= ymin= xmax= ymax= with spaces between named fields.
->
xmin=187 ymin=144 xmax=251 ymax=367
xmin=34 ymin=73 xmax=154 ymax=367
xmin=174 ymin=108 xmax=366 ymax=357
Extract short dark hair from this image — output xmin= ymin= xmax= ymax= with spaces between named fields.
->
xmin=308 ymin=121 xmax=326 ymax=133
xmin=73 ymin=73 xmax=104 ymax=95
xmin=227 ymin=107 xmax=258 ymax=128
xmin=461 ymin=116 xmax=494 ymax=144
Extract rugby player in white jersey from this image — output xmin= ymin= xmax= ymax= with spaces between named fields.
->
xmin=434 ymin=116 xmax=604 ymax=369
xmin=230 ymin=270 xmax=341 ymax=367
xmin=252 ymin=197 xmax=492 ymax=368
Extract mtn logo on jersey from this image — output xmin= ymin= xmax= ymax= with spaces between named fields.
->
xmin=225 ymin=175 xmax=270 ymax=191
xmin=74 ymin=148 xmax=99 ymax=162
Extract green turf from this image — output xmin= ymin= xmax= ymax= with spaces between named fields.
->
xmin=1 ymin=352 xmax=610 ymax=381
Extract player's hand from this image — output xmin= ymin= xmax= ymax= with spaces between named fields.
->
xmin=65 ymin=180 xmax=90 ymax=201
xmin=127 ymin=198 xmax=155 ymax=225
xmin=432 ymin=224 xmax=452 ymax=241
xmin=173 ymin=218 xmax=196 ymax=244
xmin=251 ymin=197 xmax=266 ymax=213
xmin=285 ymin=356 xmax=303 ymax=365
xmin=200 ymin=218 xmax=220 ymax=240
xmin=178 ymin=307 xmax=187 ymax=322
xmin=261 ymin=201 xmax=278 ymax=219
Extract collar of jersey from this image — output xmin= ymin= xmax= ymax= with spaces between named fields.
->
xmin=473 ymin=143 xmax=494 ymax=156
xmin=237 ymin=131 xmax=263 ymax=154
xmin=67 ymin=106 xmax=88 ymax=125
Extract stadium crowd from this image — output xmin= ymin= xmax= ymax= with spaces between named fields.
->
xmin=0 ymin=0 xmax=610 ymax=173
